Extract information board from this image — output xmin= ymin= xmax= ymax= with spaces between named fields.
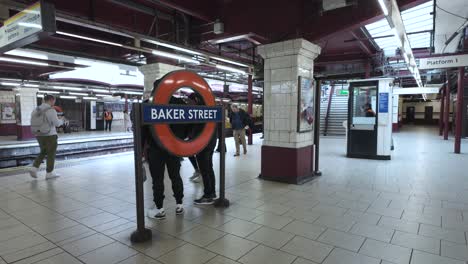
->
xmin=379 ymin=93 xmax=389 ymax=113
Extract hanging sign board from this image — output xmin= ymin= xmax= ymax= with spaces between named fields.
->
xmin=0 ymin=1 xmax=56 ymax=53
xmin=419 ymin=54 xmax=468 ymax=70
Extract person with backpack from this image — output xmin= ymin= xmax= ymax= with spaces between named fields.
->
xmin=229 ymin=104 xmax=251 ymax=156
xmin=29 ymin=94 xmax=63 ymax=179
xmin=104 ymin=109 xmax=113 ymax=131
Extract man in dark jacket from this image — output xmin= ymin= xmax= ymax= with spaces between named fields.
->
xmin=229 ymin=104 xmax=250 ymax=156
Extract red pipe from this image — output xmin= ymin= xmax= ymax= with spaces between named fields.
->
xmin=247 ymin=74 xmax=253 ymax=145
xmin=454 ymin=67 xmax=465 ymax=154
xmin=439 ymin=88 xmax=445 ymax=136
xmin=444 ymin=72 xmax=451 ymax=140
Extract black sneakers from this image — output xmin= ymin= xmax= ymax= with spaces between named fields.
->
xmin=194 ymin=196 xmax=215 ymax=205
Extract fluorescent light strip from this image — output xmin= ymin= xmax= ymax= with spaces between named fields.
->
xmin=37 ymin=94 xmax=44 ymax=98
xmin=1 ymin=82 xmax=19 ymax=86
xmin=123 ymin=91 xmax=143 ymax=95
xmin=216 ymin=64 xmax=248 ymax=75
xmin=60 ymin=95 xmax=77 ymax=99
xmin=0 ymin=57 xmax=49 ymax=67
xmin=152 ymin=50 xmax=200 ymax=64
xmin=24 ymin=84 xmax=40 ymax=88
xmin=91 ymin=89 xmax=111 ymax=93
xmin=378 ymin=0 xmax=389 ymax=16
xmin=51 ymin=86 xmax=84 ymax=91
xmin=38 ymin=90 xmax=60 ymax=94
xmin=56 ymin=31 xmax=124 ymax=47
xmin=147 ymin=39 xmax=202 ymax=55
xmin=83 ymin=97 xmax=98 ymax=100
xmin=69 ymin=92 xmax=89 ymax=96
xmin=211 ymin=56 xmax=249 ymax=68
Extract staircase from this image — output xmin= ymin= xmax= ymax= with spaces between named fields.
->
xmin=320 ymin=93 xmax=349 ymax=136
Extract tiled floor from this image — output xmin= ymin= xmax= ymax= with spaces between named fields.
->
xmin=1 ymin=126 xmax=468 ymax=264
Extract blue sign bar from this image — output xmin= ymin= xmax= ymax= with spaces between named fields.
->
xmin=379 ymin=92 xmax=389 ymax=113
xmin=142 ymin=104 xmax=222 ymax=124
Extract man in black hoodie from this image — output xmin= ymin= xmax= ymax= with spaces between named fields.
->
xmin=140 ymin=85 xmax=190 ymax=220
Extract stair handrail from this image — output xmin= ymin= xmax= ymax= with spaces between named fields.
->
xmin=323 ymin=85 xmax=335 ymax=136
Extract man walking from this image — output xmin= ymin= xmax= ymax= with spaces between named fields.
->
xmin=29 ymin=94 xmax=63 ymax=179
xmin=229 ymin=104 xmax=250 ymax=156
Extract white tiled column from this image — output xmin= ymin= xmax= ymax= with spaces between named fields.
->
xmin=138 ymin=63 xmax=183 ymax=99
xmin=257 ymin=39 xmax=321 ymax=183
xmin=15 ymin=87 xmax=39 ymax=140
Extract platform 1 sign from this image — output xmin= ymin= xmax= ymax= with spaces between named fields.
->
xmin=0 ymin=1 xmax=56 ymax=53
xmin=419 ymin=54 xmax=468 ymax=70
xmin=142 ymin=104 xmax=222 ymax=124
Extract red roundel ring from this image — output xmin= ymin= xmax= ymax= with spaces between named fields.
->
xmin=151 ymin=70 xmax=216 ymax=157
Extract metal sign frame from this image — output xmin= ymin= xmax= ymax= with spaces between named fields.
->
xmin=130 ymin=72 xmax=230 ymax=243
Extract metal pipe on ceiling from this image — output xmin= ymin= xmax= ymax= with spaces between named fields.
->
xmin=108 ymin=0 xmax=173 ymax=21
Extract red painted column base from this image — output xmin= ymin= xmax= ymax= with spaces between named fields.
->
xmin=392 ymin=123 xmax=399 ymax=132
xmin=260 ymin=145 xmax=315 ymax=184
xmin=16 ymin=125 xmax=34 ymax=140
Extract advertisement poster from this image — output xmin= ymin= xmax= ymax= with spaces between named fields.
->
xmin=1 ymin=103 xmax=16 ymax=120
xmin=297 ymin=76 xmax=315 ymax=132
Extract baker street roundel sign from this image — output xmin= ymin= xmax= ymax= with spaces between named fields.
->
xmin=144 ymin=70 xmax=221 ymax=157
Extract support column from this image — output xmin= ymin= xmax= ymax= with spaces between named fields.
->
xmin=439 ymin=88 xmax=445 ymax=136
xmin=392 ymin=94 xmax=399 ymax=132
xmin=365 ymin=60 xmax=371 ymax=79
xmin=138 ymin=63 xmax=183 ymax=99
xmin=454 ymin=67 xmax=465 ymax=154
xmin=247 ymin=74 xmax=253 ymax=145
xmin=258 ymin=39 xmax=321 ymax=184
xmin=15 ymin=87 xmax=39 ymax=140
xmin=444 ymin=71 xmax=451 ymax=140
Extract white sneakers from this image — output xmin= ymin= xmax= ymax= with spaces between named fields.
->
xmin=28 ymin=166 xmax=60 ymax=180
xmin=45 ymin=171 xmax=60 ymax=180
xmin=147 ymin=204 xmax=184 ymax=220
xmin=28 ymin=166 xmax=38 ymax=178
xmin=190 ymin=171 xmax=201 ymax=183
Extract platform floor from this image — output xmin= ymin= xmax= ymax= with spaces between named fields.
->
xmin=1 ymin=126 xmax=468 ymax=264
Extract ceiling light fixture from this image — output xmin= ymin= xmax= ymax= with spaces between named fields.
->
xmin=211 ymin=56 xmax=249 ymax=68
xmin=151 ymin=50 xmax=200 ymax=64
xmin=56 ymin=31 xmax=124 ymax=47
xmin=0 ymin=57 xmax=49 ymax=67
xmin=83 ymin=97 xmax=98 ymax=100
xmin=216 ymin=64 xmax=248 ymax=75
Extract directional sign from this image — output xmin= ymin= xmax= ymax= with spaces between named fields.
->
xmin=419 ymin=54 xmax=468 ymax=70
xmin=142 ymin=104 xmax=222 ymax=124
xmin=0 ymin=1 xmax=56 ymax=53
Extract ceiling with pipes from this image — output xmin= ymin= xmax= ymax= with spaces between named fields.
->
xmin=0 ymin=0 xmax=466 ymax=89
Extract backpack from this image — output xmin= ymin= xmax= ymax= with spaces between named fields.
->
xmin=31 ymin=107 xmax=51 ymax=136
